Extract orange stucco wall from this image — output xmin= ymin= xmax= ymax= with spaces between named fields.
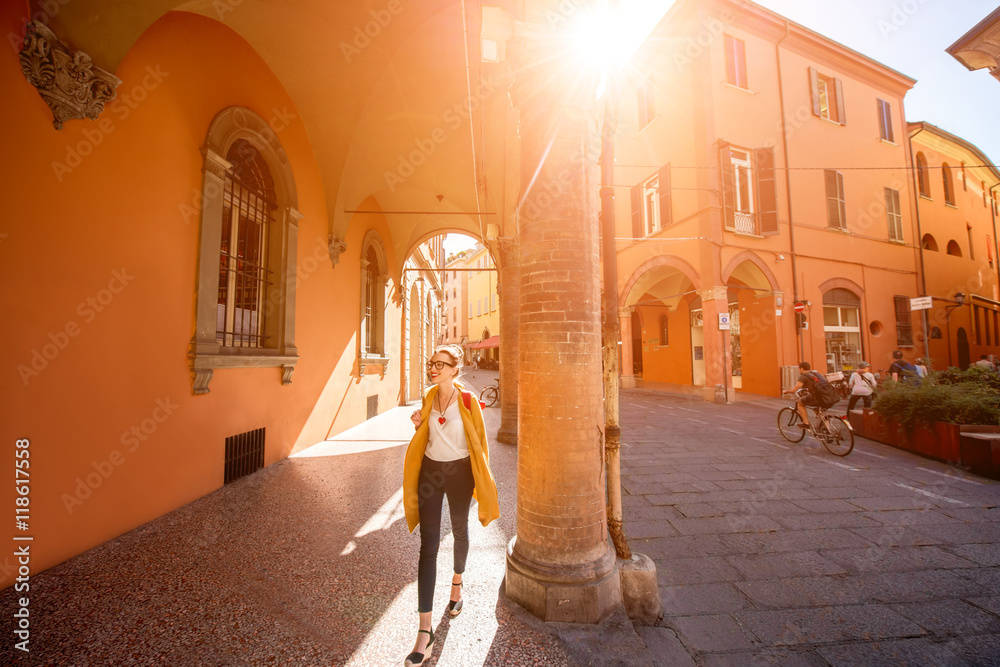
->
xmin=1 ymin=10 xmax=404 ymax=585
xmin=612 ymin=1 xmax=926 ymax=398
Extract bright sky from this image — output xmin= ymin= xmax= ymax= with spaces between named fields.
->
xmin=446 ymin=0 xmax=999 ymax=255
xmin=751 ymin=0 xmax=1000 ymax=162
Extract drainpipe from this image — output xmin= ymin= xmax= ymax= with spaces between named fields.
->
xmin=908 ymin=125 xmax=931 ymax=361
xmin=991 ymin=183 xmax=1000 ymax=301
xmin=600 ymin=63 xmax=631 ymax=561
xmin=775 ymin=22 xmax=803 ymax=361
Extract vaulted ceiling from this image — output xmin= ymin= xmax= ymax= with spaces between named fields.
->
xmin=43 ymin=0 xmax=517 ymax=260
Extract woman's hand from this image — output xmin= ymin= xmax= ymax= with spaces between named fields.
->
xmin=411 ymin=410 xmax=422 ymax=428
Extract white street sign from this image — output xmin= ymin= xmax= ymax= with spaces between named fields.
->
xmin=718 ymin=313 xmax=730 ymax=330
xmin=910 ymin=296 xmax=933 ymax=311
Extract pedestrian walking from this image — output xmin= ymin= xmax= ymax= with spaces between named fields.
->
xmin=914 ymin=358 xmax=929 ymax=378
xmin=846 ymin=361 xmax=877 ymax=415
xmin=889 ymin=350 xmax=919 ymax=383
xmin=403 ymin=344 xmax=499 ymax=666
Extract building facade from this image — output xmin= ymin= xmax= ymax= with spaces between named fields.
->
xmin=611 ymin=0 xmax=994 ymax=399
xmin=909 ymin=122 xmax=1000 ymax=369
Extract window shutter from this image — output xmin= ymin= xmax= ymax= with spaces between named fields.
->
xmin=754 ymin=147 xmax=778 ymax=235
xmin=719 ymin=143 xmax=736 ymax=230
xmin=658 ymin=163 xmax=672 ymax=228
xmin=630 ymin=184 xmax=642 ymax=240
xmin=809 ymin=67 xmax=820 ymax=117
xmin=834 ymin=78 xmax=846 ymax=124
xmin=824 ymin=169 xmax=840 ymax=228
xmin=894 ymin=295 xmax=913 ymax=347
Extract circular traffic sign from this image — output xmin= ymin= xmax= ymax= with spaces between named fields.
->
xmin=793 ymin=301 xmax=805 ymax=313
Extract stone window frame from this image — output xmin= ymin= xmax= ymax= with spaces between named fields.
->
xmin=358 ymin=229 xmax=391 ymax=376
xmin=190 ymin=107 xmax=302 ymax=395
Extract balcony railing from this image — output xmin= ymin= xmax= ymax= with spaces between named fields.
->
xmin=734 ymin=211 xmax=757 ymax=235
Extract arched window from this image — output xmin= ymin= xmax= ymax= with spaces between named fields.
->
xmin=822 ymin=288 xmax=863 ymax=372
xmin=217 ymin=139 xmax=275 ymax=349
xmin=921 ymin=234 xmax=938 ymax=251
xmin=659 ymin=313 xmax=669 ymax=346
xmin=947 ymin=240 xmax=963 ymax=257
xmin=942 ymin=162 xmax=955 ymax=205
xmin=916 ymin=152 xmax=930 ymax=197
xmin=360 ymin=230 xmax=389 ymax=365
xmin=191 ymin=107 xmax=302 ymax=395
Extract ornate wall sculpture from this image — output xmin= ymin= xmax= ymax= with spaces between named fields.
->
xmin=19 ymin=21 xmax=121 ymax=130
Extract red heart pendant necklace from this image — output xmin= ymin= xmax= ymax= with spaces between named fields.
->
xmin=436 ymin=388 xmax=455 ymax=425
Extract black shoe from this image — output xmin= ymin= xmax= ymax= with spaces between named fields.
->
xmin=448 ymin=581 xmax=463 ymax=617
xmin=404 ymin=628 xmax=434 ymax=666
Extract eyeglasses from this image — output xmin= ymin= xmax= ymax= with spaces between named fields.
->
xmin=426 ymin=361 xmax=456 ymax=370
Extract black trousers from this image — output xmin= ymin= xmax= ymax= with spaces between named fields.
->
xmin=847 ymin=394 xmax=872 ymax=413
xmin=417 ymin=456 xmax=475 ymax=613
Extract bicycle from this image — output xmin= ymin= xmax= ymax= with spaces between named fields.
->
xmin=480 ymin=382 xmax=499 ymax=408
xmin=777 ymin=390 xmax=855 ymax=456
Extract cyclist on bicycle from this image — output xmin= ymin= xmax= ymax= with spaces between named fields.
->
xmin=788 ymin=361 xmax=822 ymax=430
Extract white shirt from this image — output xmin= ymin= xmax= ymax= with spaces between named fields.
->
xmin=425 ymin=398 xmax=470 ymax=462
xmin=849 ymin=371 xmax=876 ymax=396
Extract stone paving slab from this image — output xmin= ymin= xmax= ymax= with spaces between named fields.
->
xmin=8 ymin=387 xmax=1000 ymax=665
xmin=660 ymin=583 xmax=752 ymax=615
xmin=736 ymin=604 xmax=926 ymax=645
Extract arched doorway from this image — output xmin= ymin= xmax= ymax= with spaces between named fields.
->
xmin=823 ymin=288 xmax=863 ymax=373
xmin=957 ymin=328 xmax=970 ymax=369
xmin=631 ymin=311 xmax=643 ymax=377
xmin=620 ymin=257 xmax=700 ymax=388
xmin=724 ymin=257 xmax=780 ymax=395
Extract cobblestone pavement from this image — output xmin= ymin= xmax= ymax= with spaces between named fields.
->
xmin=620 ymin=389 xmax=1000 ymax=666
xmin=4 ymin=381 xmax=999 ymax=665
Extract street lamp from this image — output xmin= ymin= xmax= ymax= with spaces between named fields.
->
xmin=945 ymin=292 xmax=966 ymax=368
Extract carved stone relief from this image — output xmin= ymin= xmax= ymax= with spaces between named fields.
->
xmin=19 ymin=22 xmax=121 ymax=130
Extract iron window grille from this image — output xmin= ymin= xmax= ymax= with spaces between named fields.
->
xmin=217 ymin=140 xmax=275 ymax=348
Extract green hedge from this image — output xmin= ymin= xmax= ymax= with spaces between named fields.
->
xmin=872 ymin=366 xmax=1000 ymax=431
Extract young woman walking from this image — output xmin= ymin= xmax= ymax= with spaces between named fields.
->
xmin=402 ymin=344 xmax=499 ymax=666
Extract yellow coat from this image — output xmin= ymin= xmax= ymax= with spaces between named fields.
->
xmin=403 ymin=381 xmax=500 ymax=533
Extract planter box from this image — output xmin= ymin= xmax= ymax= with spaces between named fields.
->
xmin=862 ymin=410 xmax=1000 ymax=478
xmin=959 ymin=427 xmax=1000 ymax=481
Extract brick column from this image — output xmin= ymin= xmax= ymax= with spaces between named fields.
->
xmin=619 ymin=307 xmax=635 ymax=389
xmin=700 ymin=286 xmax=732 ymax=402
xmin=504 ymin=33 xmax=620 ymax=624
xmin=497 ymin=237 xmax=519 ymax=445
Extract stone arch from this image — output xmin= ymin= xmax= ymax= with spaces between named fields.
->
xmin=619 ymin=255 xmax=701 ymax=307
xmin=721 ymin=251 xmax=779 ymax=292
xmin=205 ymin=107 xmax=298 ymax=211
xmin=817 ymin=277 xmax=864 ymax=299
xmin=191 ymin=105 xmax=302 ymax=394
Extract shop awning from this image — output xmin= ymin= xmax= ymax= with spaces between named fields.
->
xmin=467 ymin=335 xmax=499 ymax=349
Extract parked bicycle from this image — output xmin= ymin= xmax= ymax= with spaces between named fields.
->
xmin=777 ymin=390 xmax=855 ymax=456
xmin=480 ymin=382 xmax=499 ymax=408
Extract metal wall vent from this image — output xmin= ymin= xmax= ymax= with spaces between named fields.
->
xmin=224 ymin=427 xmax=265 ymax=484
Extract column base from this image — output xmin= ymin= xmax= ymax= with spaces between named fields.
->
xmin=497 ymin=425 xmax=518 ymax=446
xmin=505 ymin=536 xmax=622 ymax=624
xmin=619 ymin=553 xmax=661 ymax=626
xmin=620 ymin=375 xmax=636 ymax=389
